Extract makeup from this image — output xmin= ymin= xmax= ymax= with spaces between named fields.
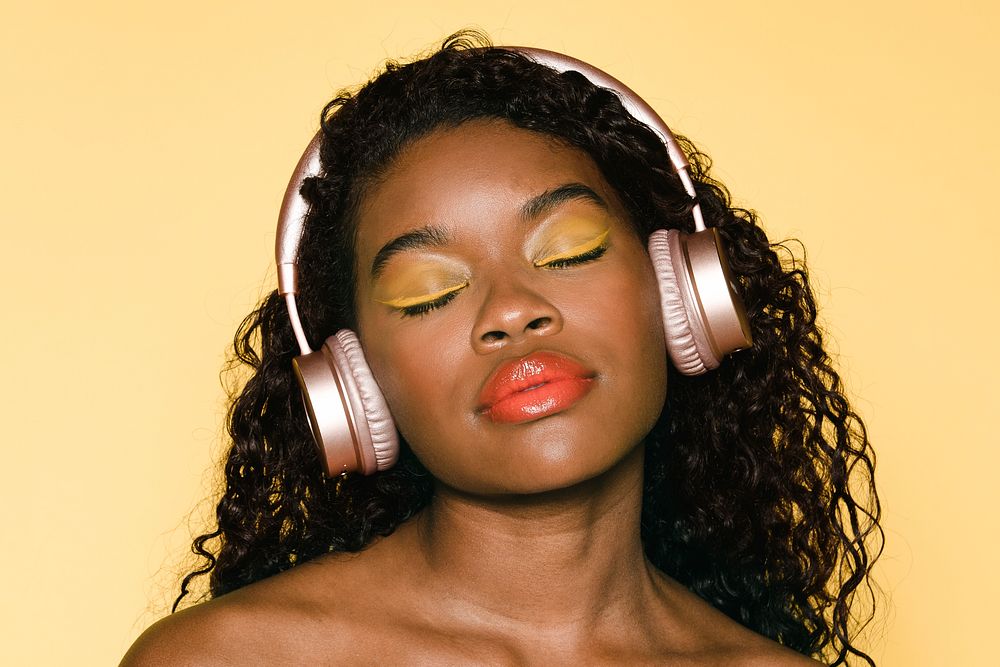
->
xmin=485 ymin=377 xmax=594 ymax=424
xmin=477 ymin=351 xmax=597 ymax=424
xmin=376 ymin=282 xmax=468 ymax=309
xmin=534 ymin=228 xmax=609 ymax=267
xmin=528 ymin=215 xmax=611 ymax=268
xmin=371 ymin=211 xmax=612 ymax=317
xmin=372 ymin=256 xmax=470 ymax=311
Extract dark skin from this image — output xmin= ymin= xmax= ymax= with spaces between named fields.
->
xmin=121 ymin=120 xmax=818 ymax=666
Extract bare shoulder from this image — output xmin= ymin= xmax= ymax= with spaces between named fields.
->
xmin=119 ymin=552 xmax=379 ymax=666
xmin=727 ymin=640 xmax=822 ymax=666
xmin=692 ymin=621 xmax=821 ymax=666
xmin=118 ymin=595 xmax=253 ymax=667
xmin=648 ymin=571 xmax=822 ymax=666
xmin=709 ymin=616 xmax=820 ymax=666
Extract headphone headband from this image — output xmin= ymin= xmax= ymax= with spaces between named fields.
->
xmin=275 ymin=45 xmax=752 ymax=476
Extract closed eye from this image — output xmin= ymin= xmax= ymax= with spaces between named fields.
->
xmin=540 ymin=242 xmax=608 ymax=269
xmin=396 ymin=242 xmax=608 ymax=319
xmin=396 ymin=288 xmax=461 ymax=318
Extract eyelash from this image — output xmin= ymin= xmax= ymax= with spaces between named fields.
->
xmin=397 ymin=242 xmax=609 ymax=319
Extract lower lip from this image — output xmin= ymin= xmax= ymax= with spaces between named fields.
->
xmin=484 ymin=377 xmax=595 ymax=424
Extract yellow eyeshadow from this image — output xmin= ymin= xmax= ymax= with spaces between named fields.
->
xmin=372 ymin=221 xmax=610 ymax=311
xmin=533 ymin=228 xmax=610 ymax=266
xmin=375 ymin=282 xmax=469 ymax=309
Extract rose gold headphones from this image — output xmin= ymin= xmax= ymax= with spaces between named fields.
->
xmin=274 ymin=47 xmax=753 ymax=477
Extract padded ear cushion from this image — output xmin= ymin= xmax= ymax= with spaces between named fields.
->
xmin=323 ymin=329 xmax=399 ymax=473
xmin=647 ymin=229 xmax=721 ymax=375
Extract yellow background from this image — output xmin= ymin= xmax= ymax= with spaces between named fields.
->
xmin=3 ymin=1 xmax=995 ymax=664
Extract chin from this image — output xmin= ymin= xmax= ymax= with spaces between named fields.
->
xmin=452 ymin=430 xmax=643 ymax=498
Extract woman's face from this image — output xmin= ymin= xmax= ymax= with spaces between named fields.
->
xmin=353 ymin=119 xmax=667 ymax=495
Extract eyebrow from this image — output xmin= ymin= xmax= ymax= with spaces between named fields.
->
xmin=369 ymin=182 xmax=608 ymax=280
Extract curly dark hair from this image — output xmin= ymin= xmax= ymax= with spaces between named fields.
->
xmin=175 ymin=30 xmax=883 ymax=665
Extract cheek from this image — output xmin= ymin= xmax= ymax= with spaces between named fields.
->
xmin=361 ymin=321 xmax=467 ymax=453
xmin=356 ymin=296 xmax=441 ymax=425
xmin=590 ymin=260 xmax=664 ymax=344
xmin=586 ymin=248 xmax=668 ymax=420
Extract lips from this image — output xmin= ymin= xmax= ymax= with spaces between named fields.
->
xmin=476 ymin=351 xmax=597 ymax=423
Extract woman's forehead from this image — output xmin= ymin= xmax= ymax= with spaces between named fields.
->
xmin=353 ymin=120 xmax=625 ymax=259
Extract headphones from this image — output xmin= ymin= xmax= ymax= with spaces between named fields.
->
xmin=274 ymin=47 xmax=753 ymax=478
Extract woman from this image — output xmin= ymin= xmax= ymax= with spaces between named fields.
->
xmin=122 ymin=31 xmax=882 ymax=665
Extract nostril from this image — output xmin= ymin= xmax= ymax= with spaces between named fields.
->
xmin=528 ymin=317 xmax=550 ymax=330
xmin=482 ymin=331 xmax=505 ymax=344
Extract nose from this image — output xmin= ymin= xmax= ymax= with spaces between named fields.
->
xmin=470 ymin=272 xmax=564 ymax=354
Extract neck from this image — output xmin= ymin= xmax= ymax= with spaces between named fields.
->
xmin=403 ymin=444 xmax=662 ymax=638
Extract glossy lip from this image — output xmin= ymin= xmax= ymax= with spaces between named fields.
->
xmin=476 ymin=351 xmax=597 ymax=422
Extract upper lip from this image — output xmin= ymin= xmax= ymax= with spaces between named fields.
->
xmin=476 ymin=350 xmax=597 ymax=412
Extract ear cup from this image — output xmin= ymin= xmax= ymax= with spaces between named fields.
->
xmin=327 ymin=329 xmax=399 ymax=472
xmin=648 ymin=228 xmax=753 ymax=376
xmin=648 ymin=229 xmax=717 ymax=375
xmin=292 ymin=329 xmax=399 ymax=476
